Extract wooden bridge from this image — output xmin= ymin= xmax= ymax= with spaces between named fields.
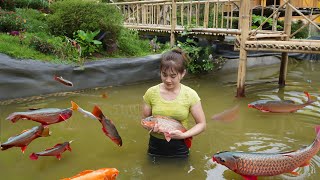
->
xmin=112 ymin=0 xmax=320 ymax=97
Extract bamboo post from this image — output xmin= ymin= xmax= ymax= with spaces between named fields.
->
xmin=221 ymin=3 xmax=224 ymax=28
xmin=181 ymin=3 xmax=184 ymax=26
xmin=170 ymin=0 xmax=177 ymax=47
xmin=157 ymin=4 xmax=160 ymax=25
xmin=236 ymin=0 xmax=250 ymax=97
xmin=196 ymin=1 xmax=199 ymax=27
xmin=215 ymin=1 xmax=219 ymax=28
xmin=142 ymin=4 xmax=146 ymax=24
xmin=272 ymin=0 xmax=277 ymax=31
xmin=279 ymin=0 xmax=292 ymax=87
xmin=137 ymin=4 xmax=140 ymax=24
xmin=203 ymin=0 xmax=209 ymax=28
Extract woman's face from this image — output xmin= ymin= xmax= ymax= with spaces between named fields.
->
xmin=160 ymin=68 xmax=185 ymax=90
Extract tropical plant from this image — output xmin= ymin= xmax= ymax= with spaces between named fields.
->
xmin=74 ymin=30 xmax=102 ymax=57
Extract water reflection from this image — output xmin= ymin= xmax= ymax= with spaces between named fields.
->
xmin=1 ymin=61 xmax=320 ymax=180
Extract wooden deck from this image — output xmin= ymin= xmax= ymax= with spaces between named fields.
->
xmin=112 ymin=0 xmax=320 ymax=97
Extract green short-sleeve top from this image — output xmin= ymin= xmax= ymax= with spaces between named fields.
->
xmin=143 ymin=83 xmax=200 ymax=139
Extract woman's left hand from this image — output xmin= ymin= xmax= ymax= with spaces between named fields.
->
xmin=169 ymin=130 xmax=186 ymax=139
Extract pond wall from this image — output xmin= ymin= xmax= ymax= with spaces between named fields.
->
xmin=0 ymin=53 xmax=281 ymax=101
xmin=0 ymin=54 xmax=161 ymax=100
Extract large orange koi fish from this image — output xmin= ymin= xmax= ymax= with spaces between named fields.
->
xmin=61 ymin=168 xmax=119 ymax=180
xmin=212 ymin=125 xmax=320 ymax=180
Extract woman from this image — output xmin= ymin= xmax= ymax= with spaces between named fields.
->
xmin=142 ymin=48 xmax=206 ymax=158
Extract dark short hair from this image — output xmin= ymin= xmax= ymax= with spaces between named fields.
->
xmin=160 ymin=48 xmax=189 ymax=74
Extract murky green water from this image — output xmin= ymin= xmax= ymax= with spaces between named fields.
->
xmin=1 ymin=59 xmax=320 ymax=180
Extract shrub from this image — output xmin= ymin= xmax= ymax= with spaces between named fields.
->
xmin=15 ymin=8 xmax=49 ymax=33
xmin=47 ymin=0 xmax=122 ymax=44
xmin=117 ymin=29 xmax=152 ymax=56
xmin=0 ymin=0 xmax=16 ymax=11
xmin=177 ymin=37 xmax=214 ymax=74
xmin=14 ymin=0 xmax=49 ymax=10
xmin=0 ymin=9 xmax=26 ymax=32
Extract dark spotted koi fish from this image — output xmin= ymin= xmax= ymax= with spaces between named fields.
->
xmin=248 ymin=91 xmax=315 ymax=113
xmin=29 ymin=141 xmax=72 ymax=160
xmin=0 ymin=125 xmax=50 ymax=153
xmin=54 ymin=75 xmax=73 ymax=87
xmin=92 ymin=105 xmax=122 ymax=147
xmin=212 ymin=125 xmax=320 ymax=180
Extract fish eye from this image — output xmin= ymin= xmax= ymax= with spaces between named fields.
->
xmin=218 ymin=157 xmax=225 ymax=163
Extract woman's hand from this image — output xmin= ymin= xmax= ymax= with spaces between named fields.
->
xmin=169 ymin=130 xmax=186 ymax=139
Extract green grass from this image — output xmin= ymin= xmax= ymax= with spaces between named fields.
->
xmin=0 ymin=33 xmax=55 ymax=61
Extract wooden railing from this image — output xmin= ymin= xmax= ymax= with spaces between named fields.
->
xmin=113 ymin=0 xmax=241 ymax=35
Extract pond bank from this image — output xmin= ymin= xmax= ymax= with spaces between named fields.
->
xmin=0 ymin=53 xmax=281 ymax=101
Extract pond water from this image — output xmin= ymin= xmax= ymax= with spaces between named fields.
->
xmin=1 ymin=59 xmax=320 ymax=180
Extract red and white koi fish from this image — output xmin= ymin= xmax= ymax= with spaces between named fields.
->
xmin=212 ymin=125 xmax=320 ymax=180
xmin=211 ymin=104 xmax=240 ymax=122
xmin=70 ymin=101 xmax=98 ymax=121
xmin=6 ymin=107 xmax=73 ymax=125
xmin=54 ymin=75 xmax=73 ymax=87
xmin=141 ymin=115 xmax=192 ymax=148
xmin=61 ymin=168 xmax=119 ymax=180
xmin=92 ymin=105 xmax=122 ymax=147
xmin=29 ymin=141 xmax=73 ymax=160
xmin=0 ymin=125 xmax=50 ymax=153
xmin=248 ymin=91 xmax=315 ymax=113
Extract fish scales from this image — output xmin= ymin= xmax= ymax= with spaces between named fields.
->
xmin=156 ymin=118 xmax=186 ymax=131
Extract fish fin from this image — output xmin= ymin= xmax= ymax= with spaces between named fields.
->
xmin=102 ymin=127 xmax=108 ymax=136
xmin=70 ymin=101 xmax=79 ymax=111
xmin=53 ymin=143 xmax=63 ymax=148
xmin=92 ymin=105 xmax=104 ymax=119
xmin=304 ymin=91 xmax=311 ymax=102
xmin=56 ymin=154 xmax=62 ymax=160
xmin=29 ymin=153 xmax=39 ymax=160
xmin=59 ymin=114 xmax=69 ymax=121
xmin=164 ymin=132 xmax=171 ymax=142
xmin=40 ymin=127 xmax=51 ymax=137
xmin=66 ymin=144 xmax=72 ymax=152
xmin=6 ymin=114 xmax=21 ymax=123
xmin=78 ymin=170 xmax=94 ymax=175
xmin=261 ymin=110 xmax=270 ymax=113
xmin=241 ymin=175 xmax=257 ymax=180
xmin=300 ymin=160 xmax=311 ymax=167
xmin=289 ymin=171 xmax=299 ymax=176
xmin=184 ymin=137 xmax=192 ymax=148
xmin=21 ymin=146 xmax=27 ymax=153
xmin=21 ymin=129 xmax=30 ymax=134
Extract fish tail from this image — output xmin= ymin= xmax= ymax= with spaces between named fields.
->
xmin=92 ymin=105 xmax=104 ymax=119
xmin=70 ymin=101 xmax=79 ymax=111
xmin=40 ymin=127 xmax=51 ymax=137
xmin=304 ymin=91 xmax=314 ymax=103
xmin=184 ymin=137 xmax=193 ymax=148
xmin=6 ymin=114 xmax=20 ymax=123
xmin=29 ymin=153 xmax=39 ymax=160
